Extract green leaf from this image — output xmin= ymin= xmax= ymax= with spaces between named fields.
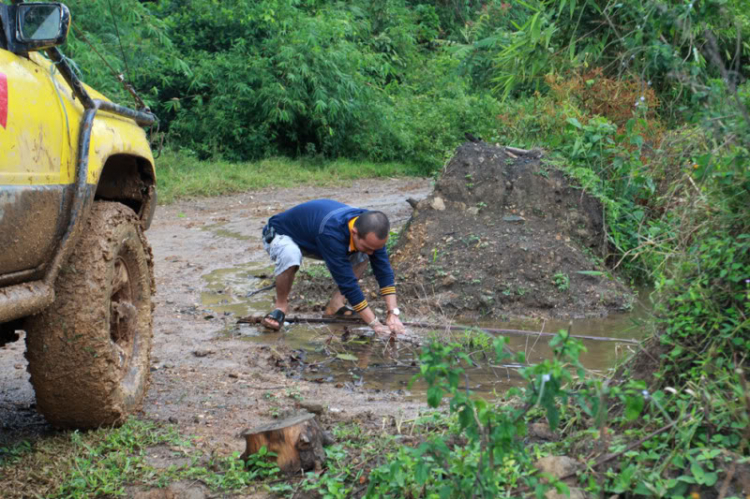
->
xmin=530 ymin=13 xmax=542 ymax=43
xmin=691 ymin=461 xmax=706 ymax=483
xmin=624 ymin=395 xmax=644 ymax=420
xmin=427 ymin=385 xmax=444 ymax=408
xmin=567 ymin=117 xmax=583 ymax=129
xmin=336 ymin=353 xmax=358 ymax=361
xmin=703 ymin=472 xmax=718 ymax=487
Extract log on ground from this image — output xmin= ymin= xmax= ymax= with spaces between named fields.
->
xmin=240 ymin=413 xmax=334 ymax=473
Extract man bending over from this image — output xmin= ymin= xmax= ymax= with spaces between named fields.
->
xmin=260 ymin=199 xmax=406 ymax=336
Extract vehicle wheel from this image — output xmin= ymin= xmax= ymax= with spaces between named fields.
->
xmin=25 ymin=202 xmax=155 ymax=428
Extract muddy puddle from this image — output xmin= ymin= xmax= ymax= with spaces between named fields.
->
xmin=200 ymin=263 xmax=649 ymax=399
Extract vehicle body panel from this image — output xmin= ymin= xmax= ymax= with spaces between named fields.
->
xmin=0 ymin=48 xmax=155 ymax=290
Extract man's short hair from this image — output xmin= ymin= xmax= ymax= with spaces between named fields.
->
xmin=354 ymin=211 xmax=390 ymax=240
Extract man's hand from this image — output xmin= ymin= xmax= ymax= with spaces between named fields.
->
xmin=370 ymin=321 xmax=390 ymax=336
xmin=385 ymin=313 xmax=405 ymax=335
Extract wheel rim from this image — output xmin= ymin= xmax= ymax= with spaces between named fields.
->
xmin=110 ymin=255 xmax=136 ymax=371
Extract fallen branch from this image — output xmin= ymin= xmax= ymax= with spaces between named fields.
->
xmin=504 ymin=146 xmax=531 ymax=155
xmin=245 ymin=283 xmax=275 ymax=298
xmin=237 ymin=315 xmax=640 ymax=344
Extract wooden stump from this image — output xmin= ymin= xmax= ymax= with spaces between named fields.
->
xmin=240 ymin=413 xmax=333 ymax=473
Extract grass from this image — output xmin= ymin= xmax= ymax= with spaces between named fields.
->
xmin=299 ymin=262 xmax=331 ymax=280
xmin=0 ymin=418 xmax=278 ymax=498
xmin=155 ymin=149 xmax=424 ymax=204
xmin=0 ymin=414 xmax=469 ymax=499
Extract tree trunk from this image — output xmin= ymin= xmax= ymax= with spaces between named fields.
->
xmin=241 ymin=413 xmax=333 ymax=473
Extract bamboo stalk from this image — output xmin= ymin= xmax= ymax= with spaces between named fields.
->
xmin=237 ymin=315 xmax=640 ymax=344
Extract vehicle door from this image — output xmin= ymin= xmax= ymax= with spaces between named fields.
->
xmin=0 ymin=6 xmax=72 ymax=284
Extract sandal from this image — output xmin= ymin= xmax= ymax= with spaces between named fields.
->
xmin=261 ymin=309 xmax=286 ymax=331
xmin=323 ymin=305 xmax=357 ymax=319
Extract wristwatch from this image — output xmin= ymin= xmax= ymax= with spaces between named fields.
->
xmin=387 ymin=308 xmax=400 ymax=317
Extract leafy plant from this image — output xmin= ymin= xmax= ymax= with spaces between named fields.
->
xmin=552 ymin=272 xmax=569 ymax=292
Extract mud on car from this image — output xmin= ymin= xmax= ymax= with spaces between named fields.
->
xmin=0 ymin=1 xmax=158 ymax=428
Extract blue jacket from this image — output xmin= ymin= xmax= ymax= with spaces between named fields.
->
xmin=268 ymin=199 xmax=395 ymax=312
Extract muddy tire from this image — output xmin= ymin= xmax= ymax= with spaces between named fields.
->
xmin=25 ymin=202 xmax=155 ymax=429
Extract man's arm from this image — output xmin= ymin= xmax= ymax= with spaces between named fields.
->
xmin=369 ymin=248 xmax=405 ymax=334
xmin=317 ymin=236 xmax=390 ymax=334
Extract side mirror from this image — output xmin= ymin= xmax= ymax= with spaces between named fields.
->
xmin=15 ymin=3 xmax=70 ymax=51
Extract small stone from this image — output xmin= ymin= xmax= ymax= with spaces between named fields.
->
xmin=503 ymin=215 xmax=526 ymax=224
xmin=528 ymin=422 xmax=557 ymax=441
xmin=466 ymin=207 xmax=480 ymax=216
xmin=442 ymin=274 xmax=457 ymax=287
xmin=168 ymin=416 xmax=179 ymax=424
xmin=431 ymin=197 xmax=446 ymax=211
xmin=535 ymin=455 xmax=579 ymax=479
xmin=299 ymin=402 xmax=326 ymax=415
xmin=14 ymin=364 xmax=23 ymax=370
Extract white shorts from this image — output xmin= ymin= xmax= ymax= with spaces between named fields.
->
xmin=263 ymin=234 xmax=368 ymax=277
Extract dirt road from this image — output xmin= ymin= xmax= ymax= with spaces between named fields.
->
xmin=1 ymin=178 xmax=432 ymax=458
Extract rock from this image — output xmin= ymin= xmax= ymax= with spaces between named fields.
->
xmin=466 ymin=207 xmax=480 ymax=216
xmin=431 ymin=197 xmax=446 ymax=211
xmin=192 ymin=349 xmax=214 ymax=358
xmin=535 ymin=455 xmax=579 ymax=479
xmin=503 ymin=215 xmax=526 ymax=224
xmin=442 ymin=274 xmax=457 ymax=287
xmin=299 ymin=402 xmax=326 ymax=415
xmin=528 ymin=422 xmax=557 ymax=441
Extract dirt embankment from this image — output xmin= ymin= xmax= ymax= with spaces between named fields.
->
xmin=290 ymin=143 xmax=632 ymax=320
xmin=389 ymin=142 xmax=632 ymax=319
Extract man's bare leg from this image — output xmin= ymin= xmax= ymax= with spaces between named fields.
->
xmin=324 ymin=261 xmax=367 ymax=316
xmin=264 ymin=265 xmax=298 ymax=329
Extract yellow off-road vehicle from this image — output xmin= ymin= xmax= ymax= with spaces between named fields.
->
xmin=0 ymin=2 xmax=157 ymax=428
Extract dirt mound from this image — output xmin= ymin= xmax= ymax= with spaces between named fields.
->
xmin=390 ymin=142 xmax=632 ymax=319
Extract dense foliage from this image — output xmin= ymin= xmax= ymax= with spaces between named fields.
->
xmin=60 ymin=0 xmax=501 ymax=171
xmin=50 ymin=0 xmax=749 ymax=497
